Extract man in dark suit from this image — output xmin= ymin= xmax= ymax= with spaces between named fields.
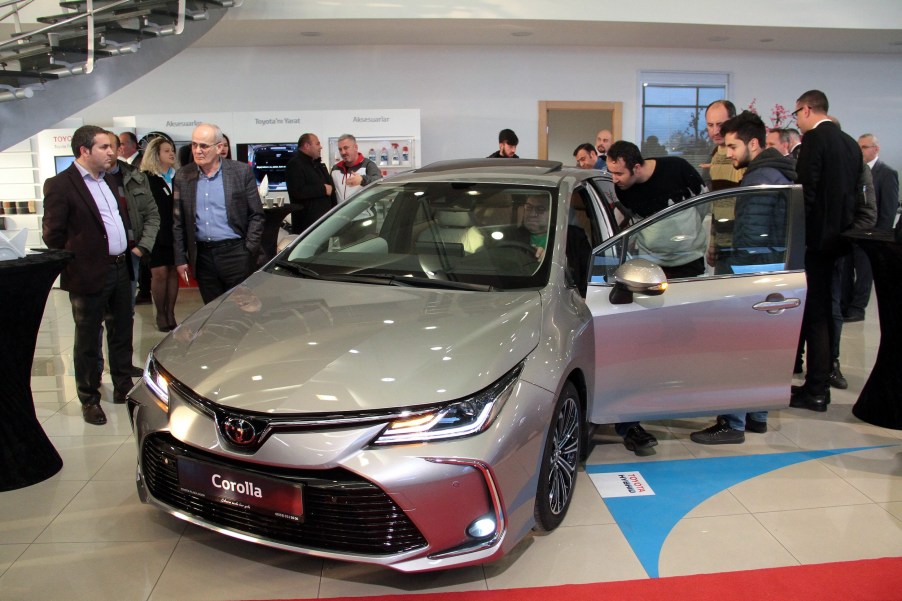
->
xmin=173 ymin=123 xmax=265 ymax=304
xmin=790 ymin=90 xmax=865 ymax=412
xmin=285 ymin=132 xmax=335 ymax=234
xmin=42 ymin=125 xmax=138 ymax=425
xmin=118 ymin=131 xmax=143 ymax=168
xmin=841 ymin=134 xmax=900 ymax=322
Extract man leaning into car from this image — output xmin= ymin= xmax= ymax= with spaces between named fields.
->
xmin=606 ymin=140 xmax=709 ymax=455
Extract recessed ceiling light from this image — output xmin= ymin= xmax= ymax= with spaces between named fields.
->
xmin=300 ymin=31 xmax=322 ymax=37
xmin=708 ymin=36 xmax=729 ymax=42
xmin=511 ymin=31 xmax=532 ymax=37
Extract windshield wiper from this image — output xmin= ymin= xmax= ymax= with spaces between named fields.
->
xmin=273 ymin=260 xmax=323 ymax=279
xmin=389 ymin=275 xmax=494 ymax=291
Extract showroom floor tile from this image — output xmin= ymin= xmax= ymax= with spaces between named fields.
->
xmin=0 ymin=289 xmax=900 ymax=600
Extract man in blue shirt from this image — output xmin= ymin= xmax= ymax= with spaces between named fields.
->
xmin=172 ymin=123 xmax=265 ymax=304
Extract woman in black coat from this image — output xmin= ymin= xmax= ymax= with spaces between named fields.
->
xmin=141 ymin=137 xmax=180 ymax=331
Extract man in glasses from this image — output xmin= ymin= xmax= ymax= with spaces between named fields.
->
xmin=512 ymin=193 xmax=591 ymax=295
xmin=790 ymin=90 xmax=865 ymax=413
xmin=172 ymin=123 xmax=264 ymax=304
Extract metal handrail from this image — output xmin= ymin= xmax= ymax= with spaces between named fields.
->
xmin=0 ymin=0 xmax=131 ymax=51
xmin=0 ymin=0 xmax=35 ymax=34
xmin=0 ymin=0 xmax=219 ymax=103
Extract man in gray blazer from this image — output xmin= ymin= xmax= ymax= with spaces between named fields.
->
xmin=173 ymin=123 xmax=265 ymax=304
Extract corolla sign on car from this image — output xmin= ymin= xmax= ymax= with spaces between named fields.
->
xmin=128 ymin=159 xmax=806 ymax=572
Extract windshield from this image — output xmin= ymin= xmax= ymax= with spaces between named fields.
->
xmin=268 ymin=181 xmax=558 ymax=290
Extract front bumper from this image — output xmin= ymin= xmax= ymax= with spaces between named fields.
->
xmin=129 ymin=375 xmax=551 ymax=572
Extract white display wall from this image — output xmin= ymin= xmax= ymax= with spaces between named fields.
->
xmin=0 ymin=109 xmax=419 ymax=250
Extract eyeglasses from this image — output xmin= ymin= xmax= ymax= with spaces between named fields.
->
xmin=191 ymin=141 xmax=221 ymax=151
xmin=524 ymin=204 xmax=548 ymax=215
xmin=790 ymin=106 xmax=807 ymax=120
xmin=860 ymin=144 xmax=876 ymax=150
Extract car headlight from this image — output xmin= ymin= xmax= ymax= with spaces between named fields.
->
xmin=373 ymin=364 xmax=522 ymax=445
xmin=144 ymin=355 xmax=171 ymax=407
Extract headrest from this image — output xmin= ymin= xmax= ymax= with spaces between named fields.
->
xmin=436 ymin=210 xmax=472 ymax=228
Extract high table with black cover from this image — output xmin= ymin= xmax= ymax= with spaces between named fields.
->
xmin=0 ymin=249 xmax=72 ymax=491
xmin=842 ymin=229 xmax=902 ymax=430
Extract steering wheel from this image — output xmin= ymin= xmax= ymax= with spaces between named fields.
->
xmin=491 ymin=240 xmax=541 ymax=261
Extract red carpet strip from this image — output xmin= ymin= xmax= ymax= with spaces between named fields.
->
xmin=257 ymin=556 xmax=902 ymax=601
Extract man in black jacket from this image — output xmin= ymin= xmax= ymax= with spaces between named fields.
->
xmin=790 ymin=90 xmax=865 ymax=412
xmin=841 ymin=134 xmax=900 ymax=322
xmin=285 ymin=133 xmax=336 ymax=234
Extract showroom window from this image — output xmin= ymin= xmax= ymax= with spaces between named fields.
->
xmin=638 ymin=71 xmax=730 ymax=172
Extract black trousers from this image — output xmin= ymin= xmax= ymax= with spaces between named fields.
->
xmin=801 ymin=250 xmax=838 ymax=395
xmin=195 ymin=239 xmax=255 ymax=304
xmin=840 ymin=245 xmax=873 ymax=317
xmin=69 ymin=261 xmax=134 ymax=405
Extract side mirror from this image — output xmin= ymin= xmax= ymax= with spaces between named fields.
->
xmin=609 ymin=258 xmax=668 ymax=304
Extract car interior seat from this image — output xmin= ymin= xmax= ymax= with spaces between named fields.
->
xmin=416 ymin=209 xmax=485 ymax=255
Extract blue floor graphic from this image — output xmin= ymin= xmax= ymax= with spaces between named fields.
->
xmin=585 ymin=445 xmax=897 ymax=578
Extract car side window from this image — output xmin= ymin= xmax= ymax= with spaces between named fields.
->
xmin=589 ymin=188 xmax=793 ymax=284
xmin=707 ymin=190 xmax=790 ymax=274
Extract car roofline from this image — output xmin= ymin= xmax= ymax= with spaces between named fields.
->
xmin=413 ymin=158 xmax=563 ymax=174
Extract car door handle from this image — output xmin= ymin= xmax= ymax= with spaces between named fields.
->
xmin=753 ymin=295 xmax=802 ymax=314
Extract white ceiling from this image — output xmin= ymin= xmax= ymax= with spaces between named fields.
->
xmin=191 ymin=18 xmax=902 ymax=55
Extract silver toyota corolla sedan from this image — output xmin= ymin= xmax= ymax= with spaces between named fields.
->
xmin=128 ymin=159 xmax=806 ymax=572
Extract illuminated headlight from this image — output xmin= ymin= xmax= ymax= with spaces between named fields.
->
xmin=373 ymin=364 xmax=522 ymax=445
xmin=144 ymin=355 xmax=171 ymax=407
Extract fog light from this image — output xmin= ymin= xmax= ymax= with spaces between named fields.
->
xmin=467 ymin=517 xmax=496 ymax=539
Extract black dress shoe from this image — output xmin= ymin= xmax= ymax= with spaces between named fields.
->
xmin=113 ymin=392 xmax=129 ymax=404
xmin=828 ymin=360 xmax=848 ymax=390
xmin=790 ymin=389 xmax=830 ymax=412
xmin=82 ymin=403 xmax=107 ymax=425
xmin=129 ymin=365 xmax=144 ymax=377
xmin=842 ymin=312 xmax=865 ymax=323
xmin=791 ymin=384 xmax=830 ymax=404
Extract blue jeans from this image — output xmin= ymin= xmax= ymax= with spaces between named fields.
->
xmin=722 ymin=411 xmax=767 ymax=431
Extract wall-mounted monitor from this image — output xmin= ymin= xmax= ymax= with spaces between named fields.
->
xmin=236 ymin=143 xmax=298 ymax=192
xmin=54 ymin=155 xmax=75 ymax=174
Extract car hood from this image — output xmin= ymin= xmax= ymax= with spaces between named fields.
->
xmin=155 ymin=272 xmax=542 ymax=414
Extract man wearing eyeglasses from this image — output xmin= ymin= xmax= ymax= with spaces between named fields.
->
xmin=789 ymin=90 xmax=864 ymax=413
xmin=172 ymin=123 xmax=264 ymax=304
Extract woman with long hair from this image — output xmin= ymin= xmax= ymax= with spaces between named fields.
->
xmin=141 ymin=137 xmax=180 ymax=331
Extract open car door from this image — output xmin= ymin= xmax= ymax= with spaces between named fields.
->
xmin=585 ymin=185 xmax=806 ymax=424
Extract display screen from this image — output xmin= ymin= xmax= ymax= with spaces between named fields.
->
xmin=236 ymin=143 xmax=298 ymax=191
xmin=54 ymin=155 xmax=75 ymax=174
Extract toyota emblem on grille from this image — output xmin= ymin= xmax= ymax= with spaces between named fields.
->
xmin=222 ymin=417 xmax=256 ymax=446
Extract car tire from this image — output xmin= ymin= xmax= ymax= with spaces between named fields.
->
xmin=533 ymin=380 xmax=582 ymax=532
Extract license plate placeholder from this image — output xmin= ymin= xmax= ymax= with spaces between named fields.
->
xmin=177 ymin=457 xmax=304 ymax=522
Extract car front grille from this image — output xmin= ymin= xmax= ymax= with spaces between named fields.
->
xmin=141 ymin=432 xmax=428 ymax=556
